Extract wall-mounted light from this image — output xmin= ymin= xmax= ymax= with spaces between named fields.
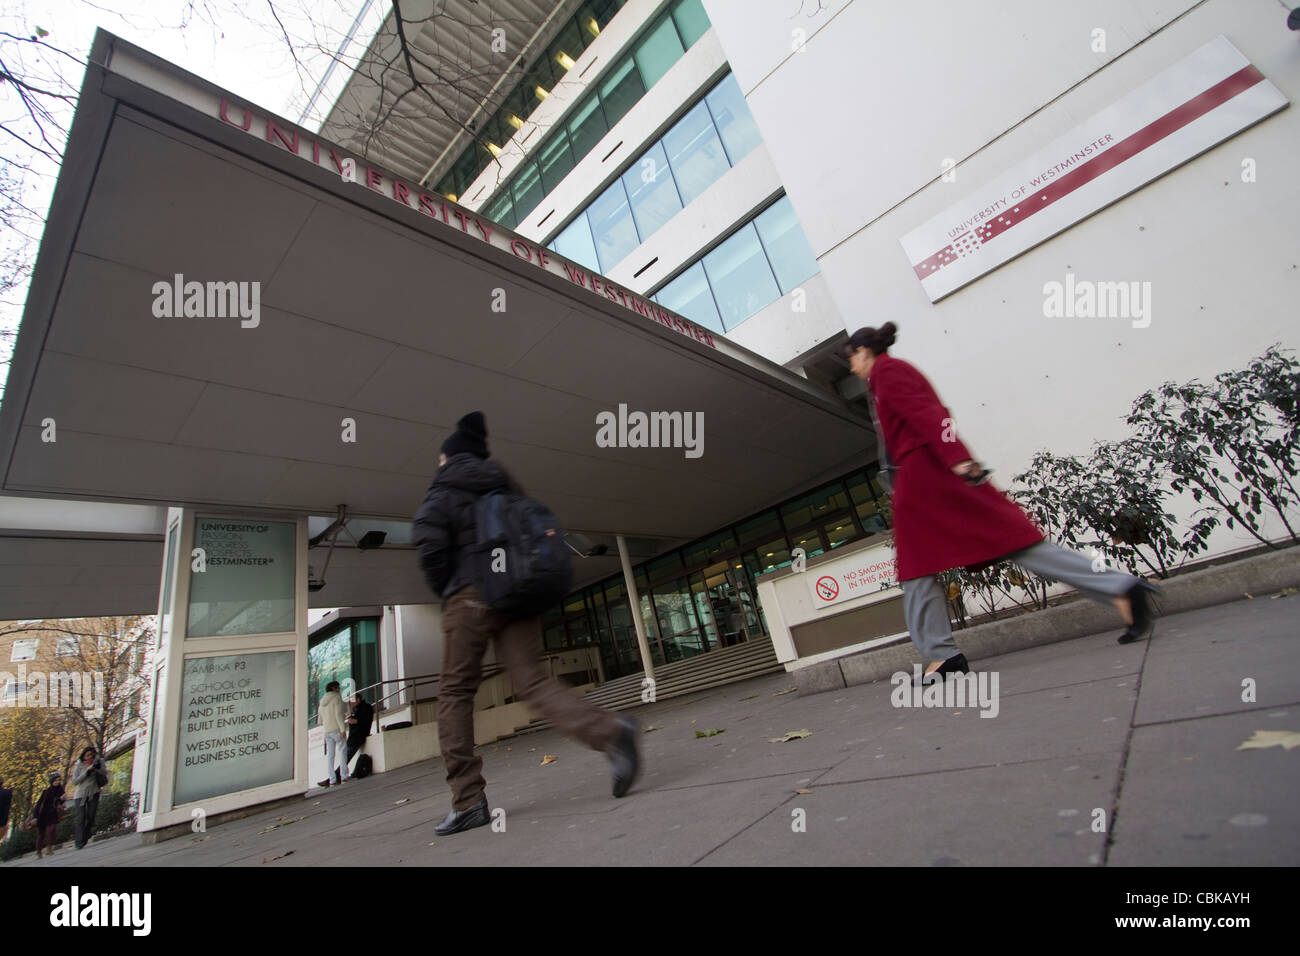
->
xmin=585 ymin=16 xmax=600 ymax=38
xmin=556 ymin=52 xmax=576 ymax=72
xmin=534 ymin=85 xmax=550 ymax=101
xmin=506 ymin=113 xmax=523 ymax=130
xmin=485 ymin=142 xmax=502 ymax=157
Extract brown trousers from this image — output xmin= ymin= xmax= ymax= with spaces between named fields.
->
xmin=438 ymin=586 xmax=622 ymax=810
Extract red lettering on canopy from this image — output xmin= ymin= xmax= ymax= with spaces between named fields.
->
xmin=266 ymin=118 xmax=299 ymax=155
xmin=366 ymin=168 xmax=383 ymax=192
xmin=562 ymin=263 xmax=589 ymax=288
xmin=393 ymin=180 xmax=411 ymax=206
xmin=219 ymin=97 xmax=252 ymax=132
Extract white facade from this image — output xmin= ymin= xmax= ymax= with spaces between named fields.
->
xmin=700 ymin=0 xmax=1300 ymax=553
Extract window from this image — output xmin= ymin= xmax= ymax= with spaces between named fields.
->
xmin=538 ymin=135 xmax=577 ymax=194
xmin=706 ymin=74 xmax=762 ymax=166
xmin=672 ymin=0 xmax=710 ymax=46
xmin=598 ymin=57 xmax=644 ymax=129
xmin=633 ymin=15 xmax=685 ymax=89
xmin=510 ymin=162 xmax=545 ymax=221
xmin=662 ymin=100 xmax=729 ymax=205
xmin=553 ymin=213 xmax=600 ymax=272
xmin=702 ymin=223 xmax=780 ymax=329
xmin=588 ymin=179 xmax=639 ymax=272
xmin=755 ymin=196 xmax=820 ymax=293
xmin=656 ymin=261 xmax=722 ymax=333
xmin=10 ymin=639 xmax=37 ymax=662
xmin=622 ymin=142 xmax=682 ymax=241
xmin=57 ymin=636 xmax=80 ymax=658
xmin=650 ymin=195 xmax=820 ymax=333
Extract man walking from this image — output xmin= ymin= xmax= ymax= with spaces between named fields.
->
xmin=413 ymin=411 xmax=640 ymax=836
xmin=317 ymin=681 xmax=349 ymax=787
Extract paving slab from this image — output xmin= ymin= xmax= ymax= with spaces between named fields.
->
xmin=1108 ymin=705 xmax=1300 ymax=866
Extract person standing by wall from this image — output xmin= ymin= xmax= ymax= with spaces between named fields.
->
xmin=32 ymin=772 xmax=65 ymax=858
xmin=71 ymin=746 xmax=106 ymax=850
xmin=412 ymin=411 xmax=640 ymax=836
xmin=345 ymin=692 xmax=374 ymax=768
xmin=317 ymin=680 xmax=350 ymax=787
xmin=0 ymin=776 xmax=12 ymax=837
xmin=844 ymin=323 xmax=1160 ymax=683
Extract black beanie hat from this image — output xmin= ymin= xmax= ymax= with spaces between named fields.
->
xmin=441 ymin=411 xmax=489 ymax=460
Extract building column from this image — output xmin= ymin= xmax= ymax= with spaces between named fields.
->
xmin=616 ymin=534 xmax=655 ymax=684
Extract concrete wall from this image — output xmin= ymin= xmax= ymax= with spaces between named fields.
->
xmin=703 ymin=0 xmax=1300 ymax=553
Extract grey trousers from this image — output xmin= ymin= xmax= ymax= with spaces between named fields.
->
xmin=901 ymin=540 xmax=1140 ymax=661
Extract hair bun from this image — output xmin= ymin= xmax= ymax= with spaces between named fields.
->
xmin=878 ymin=322 xmax=897 ymax=349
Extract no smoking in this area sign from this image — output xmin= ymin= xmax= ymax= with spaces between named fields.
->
xmin=815 ymin=576 xmax=839 ymax=601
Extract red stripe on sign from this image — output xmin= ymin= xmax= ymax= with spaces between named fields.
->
xmin=914 ymin=64 xmax=1265 ymax=281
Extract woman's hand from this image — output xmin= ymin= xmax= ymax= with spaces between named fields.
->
xmin=951 ymin=460 xmax=977 ymax=477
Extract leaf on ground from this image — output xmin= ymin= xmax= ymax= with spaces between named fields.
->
xmin=427 ymin=842 xmax=437 ymax=847
xmin=393 ymin=798 xmax=410 ymax=806
xmin=257 ymin=818 xmax=298 ymax=834
xmin=795 ymin=788 xmax=812 ymax=794
xmin=540 ymin=754 xmax=557 ymax=765
xmin=768 ymin=729 xmax=812 ymax=743
xmin=1244 ymin=592 xmax=1254 ymax=599
xmin=1270 ymin=587 xmax=1298 ymax=599
xmin=643 ymin=725 xmax=660 ymax=733
xmin=528 ymin=747 xmax=536 ymax=752
xmin=738 ymin=694 xmax=759 ymax=701
xmin=773 ymin=688 xmax=797 ymax=696
xmin=694 ymin=729 xmax=724 ymax=738
xmin=1236 ymin=730 xmax=1300 ymax=751
xmin=261 ymin=849 xmax=295 ymax=863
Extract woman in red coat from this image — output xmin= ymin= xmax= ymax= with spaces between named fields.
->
xmin=844 ymin=323 xmax=1159 ymax=682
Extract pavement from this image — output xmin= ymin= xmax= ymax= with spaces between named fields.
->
xmin=9 ymin=592 xmax=1299 ymax=867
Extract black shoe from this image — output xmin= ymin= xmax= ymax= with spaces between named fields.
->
xmin=316 ymin=779 xmax=332 ymax=788
xmin=434 ymin=797 xmax=490 ymax=836
xmin=913 ymin=653 xmax=971 ymax=686
xmin=608 ymin=715 xmax=640 ymax=798
xmin=1118 ymin=581 xmax=1161 ymax=644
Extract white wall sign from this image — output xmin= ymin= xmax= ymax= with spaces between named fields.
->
xmin=807 ymin=541 xmax=900 ymax=610
xmin=173 ymin=650 xmax=295 ymax=805
xmin=900 ymin=36 xmax=1288 ymax=302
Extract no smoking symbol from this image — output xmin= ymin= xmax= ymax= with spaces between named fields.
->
xmin=815 ymin=576 xmax=839 ymax=601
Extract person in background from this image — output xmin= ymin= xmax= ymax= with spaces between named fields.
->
xmin=345 ymin=692 xmax=374 ymax=769
xmin=0 ymin=776 xmax=12 ymax=835
xmin=844 ymin=322 xmax=1160 ymax=683
xmin=317 ymin=680 xmax=349 ymax=787
xmin=33 ymin=772 xmax=65 ymax=858
xmin=71 ymin=746 xmax=106 ymax=850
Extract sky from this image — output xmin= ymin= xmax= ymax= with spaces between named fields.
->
xmin=0 ymin=0 xmax=376 ymax=406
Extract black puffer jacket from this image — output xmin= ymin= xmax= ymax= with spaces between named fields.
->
xmin=412 ymin=453 xmax=524 ymax=600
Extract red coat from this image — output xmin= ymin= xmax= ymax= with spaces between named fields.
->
xmin=868 ymin=354 xmax=1043 ymax=580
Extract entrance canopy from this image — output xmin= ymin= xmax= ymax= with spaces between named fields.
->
xmin=0 ymin=32 xmax=875 ymax=620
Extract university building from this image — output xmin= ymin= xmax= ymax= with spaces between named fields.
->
xmin=0 ymin=0 xmax=1294 ymax=830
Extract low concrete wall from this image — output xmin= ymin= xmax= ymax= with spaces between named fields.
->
xmin=793 ymin=545 xmax=1300 ymax=696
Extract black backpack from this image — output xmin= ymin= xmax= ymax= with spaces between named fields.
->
xmin=469 ymin=489 xmax=572 ymax=618
xmin=352 ymin=754 xmax=373 ymax=779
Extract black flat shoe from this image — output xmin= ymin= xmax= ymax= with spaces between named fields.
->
xmin=434 ymin=797 xmax=490 ymax=836
xmin=913 ymin=652 xmax=971 ymax=686
xmin=608 ymin=715 xmax=640 ymax=798
xmin=1118 ymin=580 xmax=1162 ymax=644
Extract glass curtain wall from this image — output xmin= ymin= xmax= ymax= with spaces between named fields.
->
xmin=470 ymin=0 xmax=711 ymax=227
xmin=543 ymin=466 xmax=891 ymax=678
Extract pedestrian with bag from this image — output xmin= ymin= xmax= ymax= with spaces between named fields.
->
xmin=31 ymin=772 xmax=65 ymax=857
xmin=412 ymin=411 xmax=640 ymax=836
xmin=844 ymin=323 xmax=1160 ymax=684
xmin=71 ymin=746 xmax=107 ymax=849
